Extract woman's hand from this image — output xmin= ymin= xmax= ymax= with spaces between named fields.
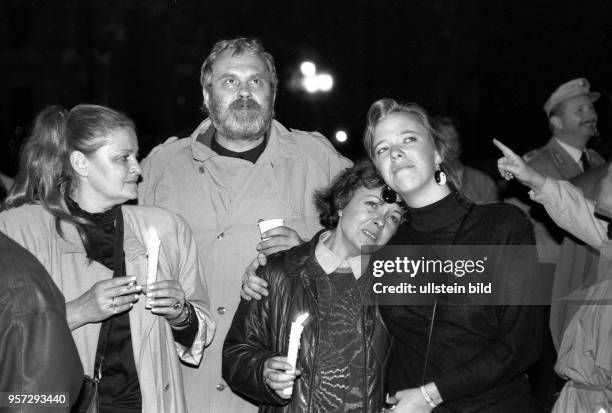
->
xmin=262 ymin=356 xmax=300 ymax=399
xmin=147 ymin=279 xmax=186 ymax=321
xmin=384 ymin=388 xmax=433 ymax=413
xmin=493 ymin=139 xmax=546 ymax=191
xmin=240 ymin=253 xmax=269 ymax=301
xmin=67 ymin=276 xmax=141 ymax=330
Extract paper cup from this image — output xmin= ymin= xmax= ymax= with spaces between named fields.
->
xmin=258 ymin=218 xmax=284 ymax=241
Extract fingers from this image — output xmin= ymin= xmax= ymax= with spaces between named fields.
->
xmin=260 ymin=226 xmax=293 ymax=239
xmin=240 ymin=265 xmax=268 ymax=300
xmin=147 ymin=280 xmax=184 ymax=300
xmin=105 ymin=292 xmax=138 ymax=317
xmin=263 ymin=356 xmax=297 ymax=398
xmin=265 ymin=356 xmax=293 ymax=371
xmin=386 ymin=394 xmax=399 ymax=405
xmin=246 ymin=272 xmax=268 ymax=293
xmin=257 ymin=226 xmax=302 ymax=255
xmin=100 ymin=276 xmax=139 ymax=289
xmin=113 ymin=302 xmax=135 ymax=314
xmin=256 ymin=252 xmax=268 ymax=267
xmin=257 ymin=244 xmax=293 ymax=256
xmin=256 ymin=237 xmax=292 ymax=253
xmin=107 ymin=283 xmax=143 ymax=298
xmin=492 ymin=138 xmax=520 ymax=160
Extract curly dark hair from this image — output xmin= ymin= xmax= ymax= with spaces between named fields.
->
xmin=314 ymin=158 xmax=401 ymax=229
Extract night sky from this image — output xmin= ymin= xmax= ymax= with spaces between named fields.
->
xmin=1 ymin=0 xmax=611 ymax=178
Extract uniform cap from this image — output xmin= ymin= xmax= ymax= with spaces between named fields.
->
xmin=543 ymin=78 xmax=600 ymax=117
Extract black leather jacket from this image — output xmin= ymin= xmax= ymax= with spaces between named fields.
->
xmin=0 ymin=231 xmax=83 ymax=412
xmin=223 ymin=232 xmax=392 ymax=412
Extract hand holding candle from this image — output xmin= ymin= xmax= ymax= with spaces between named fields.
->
xmin=145 ymin=228 xmax=161 ymax=309
xmin=283 ymin=313 xmax=309 ymax=396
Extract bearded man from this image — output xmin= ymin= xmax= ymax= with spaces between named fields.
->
xmin=138 ymin=37 xmax=350 ymax=413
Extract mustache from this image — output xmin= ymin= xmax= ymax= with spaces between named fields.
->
xmin=229 ymin=98 xmax=261 ymax=111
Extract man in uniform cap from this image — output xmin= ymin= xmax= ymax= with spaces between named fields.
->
xmin=520 ymin=78 xmax=605 ymax=410
xmin=523 ymin=77 xmax=603 ymax=273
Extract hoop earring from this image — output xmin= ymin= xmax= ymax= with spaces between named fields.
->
xmin=434 ymin=165 xmax=447 ymax=186
xmin=381 ymin=185 xmax=398 ymax=203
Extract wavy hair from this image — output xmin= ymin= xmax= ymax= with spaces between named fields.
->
xmin=314 ymin=158 xmax=404 ymax=229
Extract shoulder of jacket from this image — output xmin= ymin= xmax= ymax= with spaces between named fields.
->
xmin=0 ymin=204 xmax=49 ymax=224
xmin=122 ymin=205 xmax=186 ymax=230
xmin=142 ymin=136 xmax=189 ymax=164
xmin=280 ymin=127 xmax=338 ymax=153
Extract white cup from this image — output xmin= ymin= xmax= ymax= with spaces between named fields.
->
xmin=258 ymin=218 xmax=285 ymax=241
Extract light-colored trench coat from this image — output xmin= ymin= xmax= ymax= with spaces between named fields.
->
xmin=531 ymin=179 xmax=612 ymax=412
xmin=138 ymin=118 xmax=351 ymax=412
xmin=0 ymin=203 xmax=216 ymax=413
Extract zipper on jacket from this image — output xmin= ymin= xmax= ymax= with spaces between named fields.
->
xmin=305 ymin=274 xmax=321 ymax=413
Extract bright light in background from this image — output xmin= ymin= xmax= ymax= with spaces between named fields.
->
xmin=299 ymin=61 xmax=334 ymax=94
xmin=317 ymin=74 xmax=333 ymax=92
xmin=302 ymin=76 xmax=319 ymax=93
xmin=335 ymin=130 xmax=348 ymax=143
xmin=300 ymin=61 xmax=316 ymax=77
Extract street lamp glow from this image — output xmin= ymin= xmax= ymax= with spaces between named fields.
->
xmin=335 ymin=130 xmax=348 ymax=143
xmin=317 ymin=74 xmax=333 ymax=92
xmin=302 ymin=76 xmax=319 ymax=93
xmin=300 ymin=61 xmax=316 ymax=77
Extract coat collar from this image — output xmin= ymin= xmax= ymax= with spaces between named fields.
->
xmin=188 ymin=118 xmax=291 ymax=164
xmin=284 ymin=230 xmax=326 ymax=277
xmin=57 ymin=207 xmax=146 ymax=262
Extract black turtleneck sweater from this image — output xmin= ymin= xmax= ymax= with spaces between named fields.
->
xmin=380 ymin=192 xmax=544 ymax=412
xmin=66 ymin=197 xmax=142 ymax=412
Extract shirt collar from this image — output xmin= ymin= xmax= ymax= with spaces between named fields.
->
xmin=554 ymin=137 xmax=583 ymax=166
xmin=314 ymin=230 xmax=369 ymax=279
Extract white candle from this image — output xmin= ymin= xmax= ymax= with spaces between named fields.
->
xmin=145 ymin=228 xmax=161 ymax=309
xmin=258 ymin=218 xmax=285 ymax=241
xmin=283 ymin=313 xmax=309 ymax=396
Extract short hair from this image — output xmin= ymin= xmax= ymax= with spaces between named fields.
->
xmin=363 ymin=98 xmax=460 ymax=189
xmin=314 ymin=158 xmax=403 ymax=229
xmin=200 ymin=37 xmax=278 ymax=94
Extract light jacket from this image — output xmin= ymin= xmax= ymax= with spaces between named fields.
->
xmin=531 ymin=178 xmax=612 ymax=412
xmin=222 ymin=232 xmax=391 ymax=412
xmin=0 ymin=204 xmax=216 ymax=413
xmin=138 ymin=118 xmax=351 ymax=413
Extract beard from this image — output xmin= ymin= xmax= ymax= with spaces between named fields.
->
xmin=209 ymin=96 xmax=273 ymax=141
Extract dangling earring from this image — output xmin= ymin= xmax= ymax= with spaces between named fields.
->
xmin=434 ymin=164 xmax=447 ymax=186
xmin=338 ymin=209 xmax=343 ymax=217
xmin=381 ymin=185 xmax=398 ymax=203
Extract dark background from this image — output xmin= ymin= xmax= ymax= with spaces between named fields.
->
xmin=1 ymin=0 xmax=611 ymax=178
